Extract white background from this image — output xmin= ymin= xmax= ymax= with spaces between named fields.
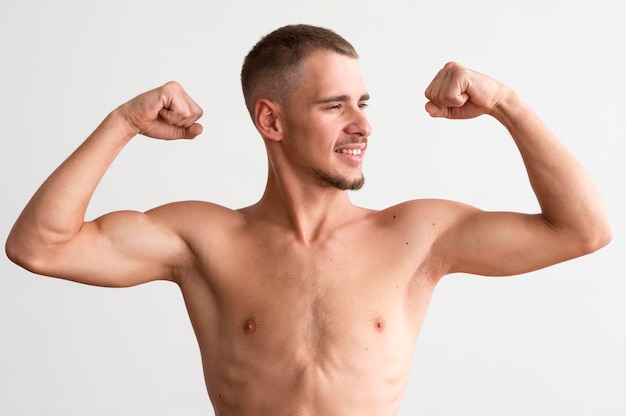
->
xmin=1 ymin=0 xmax=624 ymax=414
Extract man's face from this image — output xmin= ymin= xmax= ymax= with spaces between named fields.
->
xmin=280 ymin=50 xmax=372 ymax=190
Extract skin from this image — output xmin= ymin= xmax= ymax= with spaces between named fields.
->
xmin=5 ymin=50 xmax=612 ymax=415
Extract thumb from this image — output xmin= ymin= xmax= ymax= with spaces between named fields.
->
xmin=185 ymin=123 xmax=204 ymax=139
xmin=144 ymin=122 xmax=203 ymax=140
xmin=425 ymin=101 xmax=447 ymax=118
xmin=179 ymin=123 xmax=204 ymax=140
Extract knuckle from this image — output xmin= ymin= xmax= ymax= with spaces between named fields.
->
xmin=444 ymin=91 xmax=458 ymax=101
xmin=160 ymin=81 xmax=183 ymax=100
xmin=164 ymin=80 xmax=182 ymax=90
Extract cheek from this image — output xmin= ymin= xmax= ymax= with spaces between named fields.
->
xmin=284 ymin=115 xmax=338 ymax=158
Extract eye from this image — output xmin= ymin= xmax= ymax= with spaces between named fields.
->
xmin=358 ymin=102 xmax=369 ymax=109
xmin=326 ymin=104 xmax=342 ymax=111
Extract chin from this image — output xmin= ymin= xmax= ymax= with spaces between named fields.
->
xmin=327 ymin=175 xmax=365 ymax=191
xmin=307 ymin=167 xmax=365 ymax=190
xmin=343 ymin=177 xmax=365 ymax=191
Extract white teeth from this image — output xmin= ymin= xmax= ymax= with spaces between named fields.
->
xmin=337 ymin=148 xmax=362 ymax=155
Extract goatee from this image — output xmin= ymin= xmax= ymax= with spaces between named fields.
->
xmin=309 ymin=168 xmax=365 ymax=191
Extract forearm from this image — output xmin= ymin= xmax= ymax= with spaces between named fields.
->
xmin=492 ymin=89 xmax=612 ymax=249
xmin=7 ymin=109 xmax=137 ymax=250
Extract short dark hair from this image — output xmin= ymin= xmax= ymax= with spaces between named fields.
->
xmin=241 ymin=24 xmax=359 ymax=120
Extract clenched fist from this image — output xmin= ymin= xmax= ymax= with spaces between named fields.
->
xmin=424 ymin=62 xmax=509 ymax=120
xmin=117 ymin=81 xmax=204 ymax=140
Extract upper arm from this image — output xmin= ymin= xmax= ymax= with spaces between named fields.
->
xmin=12 ymin=207 xmax=194 ymax=288
xmin=423 ymin=200 xmax=594 ymax=278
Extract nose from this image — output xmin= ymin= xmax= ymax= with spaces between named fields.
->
xmin=346 ymin=107 xmax=373 ymax=138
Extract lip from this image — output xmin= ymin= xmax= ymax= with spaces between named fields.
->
xmin=334 ymin=141 xmax=367 ymax=151
xmin=334 ymin=143 xmax=367 ymax=164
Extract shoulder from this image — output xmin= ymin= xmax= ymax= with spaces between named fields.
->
xmin=147 ymin=200 xmax=242 ymax=219
xmin=379 ymin=198 xmax=479 ymax=228
xmin=371 ymin=199 xmax=483 ymax=256
xmin=142 ymin=201 xmax=249 ymax=281
xmin=145 ymin=200 xmax=246 ymax=238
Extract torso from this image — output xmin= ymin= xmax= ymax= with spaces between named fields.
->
xmin=167 ymin=200 xmax=444 ymax=415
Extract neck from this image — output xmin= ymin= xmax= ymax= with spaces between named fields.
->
xmin=250 ymin=168 xmax=360 ymax=244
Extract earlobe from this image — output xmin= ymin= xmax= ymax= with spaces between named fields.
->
xmin=255 ymin=99 xmax=282 ymax=141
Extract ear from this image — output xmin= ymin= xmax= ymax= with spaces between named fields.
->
xmin=254 ymin=99 xmax=282 ymax=142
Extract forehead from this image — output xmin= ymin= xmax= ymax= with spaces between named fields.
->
xmin=295 ymin=50 xmax=367 ymax=98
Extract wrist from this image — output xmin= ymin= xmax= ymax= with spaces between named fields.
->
xmin=106 ymin=107 xmax=142 ymax=143
xmin=488 ymin=87 xmax=531 ymax=130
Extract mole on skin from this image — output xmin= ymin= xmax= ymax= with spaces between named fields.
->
xmin=243 ymin=318 xmax=257 ymax=334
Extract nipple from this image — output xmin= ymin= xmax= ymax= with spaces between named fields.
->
xmin=373 ymin=317 xmax=385 ymax=332
xmin=243 ymin=318 xmax=257 ymax=334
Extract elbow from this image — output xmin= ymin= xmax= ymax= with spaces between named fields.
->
xmin=6 ymin=233 xmax=32 ymax=272
xmin=591 ymin=212 xmax=614 ymax=251
xmin=576 ymin=218 xmax=614 ymax=256
xmin=594 ymin=221 xmax=614 ymax=251
xmin=5 ymin=230 xmax=22 ymax=266
xmin=5 ymin=232 xmax=49 ymax=275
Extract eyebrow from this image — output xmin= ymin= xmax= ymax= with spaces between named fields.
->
xmin=314 ymin=93 xmax=370 ymax=104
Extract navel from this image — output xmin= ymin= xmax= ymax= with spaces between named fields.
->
xmin=243 ymin=318 xmax=257 ymax=334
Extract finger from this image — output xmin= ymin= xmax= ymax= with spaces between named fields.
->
xmin=183 ymin=122 xmax=203 ymax=139
xmin=156 ymin=82 xmax=203 ymax=125
xmin=425 ymin=101 xmax=447 ymax=118
xmin=428 ymin=80 xmax=469 ymax=108
xmin=158 ymin=103 xmax=203 ymax=128
xmin=425 ymin=63 xmax=471 ymax=108
xmin=151 ymin=122 xmax=203 ymax=141
xmin=448 ymin=91 xmax=470 ymax=107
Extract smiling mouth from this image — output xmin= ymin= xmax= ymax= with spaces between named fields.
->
xmin=335 ymin=148 xmax=363 ymax=155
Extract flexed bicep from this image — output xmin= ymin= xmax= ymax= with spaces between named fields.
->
xmin=15 ymin=209 xmax=193 ymax=288
xmin=433 ymin=204 xmax=588 ymax=278
xmin=5 ymin=82 xmax=204 ymax=286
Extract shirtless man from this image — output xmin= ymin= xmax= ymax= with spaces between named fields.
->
xmin=5 ymin=24 xmax=612 ymax=415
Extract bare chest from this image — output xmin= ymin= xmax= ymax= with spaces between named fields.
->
xmin=184 ymin=225 xmax=435 ymax=351
xmin=178 ymin=223 xmax=437 ymax=410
